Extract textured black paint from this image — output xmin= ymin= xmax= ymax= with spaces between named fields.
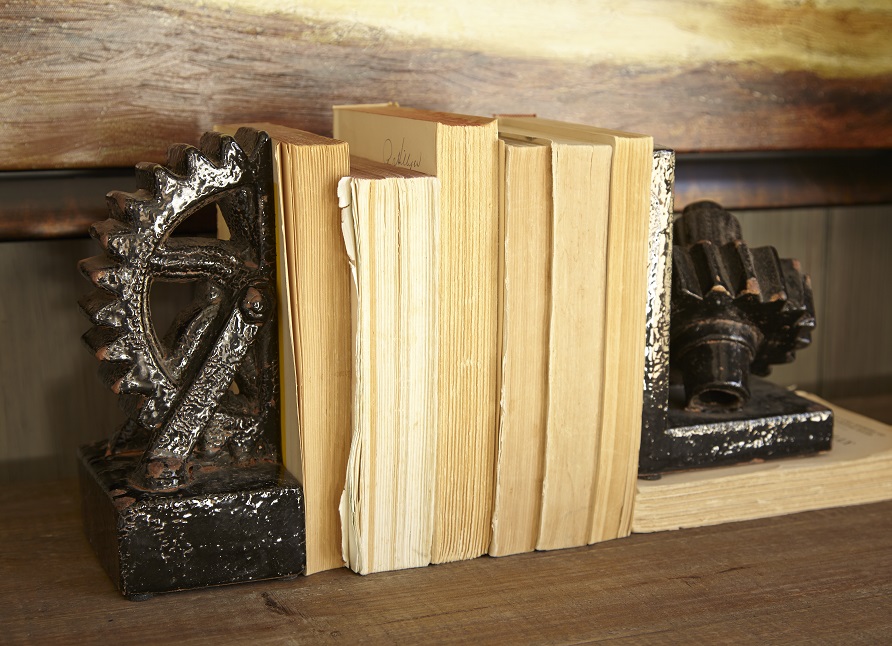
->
xmin=79 ymin=441 xmax=305 ymax=599
xmin=77 ymin=129 xmax=305 ymax=597
xmin=639 ymin=201 xmax=831 ymax=475
xmin=639 ymin=378 xmax=833 ymax=476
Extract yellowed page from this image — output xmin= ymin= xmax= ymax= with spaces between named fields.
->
xmin=537 ymin=142 xmax=611 ymax=550
xmin=490 ymin=138 xmax=551 ymax=557
xmin=336 ymin=105 xmax=499 ymax=564
xmin=634 ymin=399 xmax=892 ymax=533
xmin=334 ymin=106 xmax=439 ymax=175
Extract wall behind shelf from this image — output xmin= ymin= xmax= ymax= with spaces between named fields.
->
xmin=2 ymin=0 xmax=891 ymax=170
xmin=735 ymin=204 xmax=892 ymax=399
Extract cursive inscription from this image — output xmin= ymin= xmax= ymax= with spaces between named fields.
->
xmin=382 ymin=138 xmax=423 ymax=171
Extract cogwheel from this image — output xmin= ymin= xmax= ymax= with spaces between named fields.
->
xmin=670 ymin=201 xmax=816 ymax=411
xmin=79 ymin=128 xmax=280 ymax=489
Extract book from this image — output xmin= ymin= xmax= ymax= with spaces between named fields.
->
xmin=489 ymin=137 xmax=552 ymax=556
xmin=219 ymin=122 xmax=352 ymax=575
xmin=337 ymin=157 xmax=440 ymax=574
xmin=498 ymin=117 xmax=653 ymax=547
xmin=492 ymin=127 xmax=612 ymax=551
xmin=334 ymin=104 xmax=500 ymax=563
xmin=633 ymin=395 xmax=892 ymax=532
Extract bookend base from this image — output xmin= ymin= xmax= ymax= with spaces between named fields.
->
xmin=639 ymin=378 xmax=833 ymax=476
xmin=78 ymin=440 xmax=305 ymax=599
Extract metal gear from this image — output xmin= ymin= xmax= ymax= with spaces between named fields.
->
xmin=670 ymin=201 xmax=816 ymax=411
xmin=79 ymin=128 xmax=280 ymax=490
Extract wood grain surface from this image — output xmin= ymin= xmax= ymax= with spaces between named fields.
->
xmin=0 ymin=238 xmax=195 ymax=483
xmin=1 ymin=478 xmax=891 ymax=643
xmin=2 ymin=0 xmax=891 ymax=171
xmin=5 ymin=152 xmax=891 ymax=241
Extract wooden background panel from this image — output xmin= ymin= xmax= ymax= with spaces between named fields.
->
xmin=821 ymin=204 xmax=892 ymax=399
xmin=2 ymin=0 xmax=892 ymax=170
xmin=0 ymin=239 xmax=118 ymax=481
xmin=734 ymin=207 xmax=829 ymax=393
xmin=0 ymin=238 xmax=193 ymax=482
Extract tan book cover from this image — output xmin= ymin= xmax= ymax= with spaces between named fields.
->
xmin=489 ymin=138 xmax=551 ymax=557
xmin=338 ymin=157 xmax=440 ymax=574
xmin=218 ymin=123 xmax=352 ymax=574
xmin=335 ymin=104 xmax=500 ymax=563
xmin=499 ymin=117 xmax=653 ymax=546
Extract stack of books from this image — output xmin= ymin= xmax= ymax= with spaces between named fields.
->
xmin=221 ymin=104 xmax=892 ymax=576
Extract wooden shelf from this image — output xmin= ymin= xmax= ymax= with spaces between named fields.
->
xmin=3 ymin=479 xmax=891 ymax=643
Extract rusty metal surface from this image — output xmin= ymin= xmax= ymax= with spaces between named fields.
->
xmin=640 ymin=200 xmax=831 ymax=475
xmin=640 ymin=147 xmax=675 ymax=447
xmin=78 ymin=442 xmax=304 ymax=599
xmin=77 ymin=129 xmax=305 ymax=596
xmin=638 ymin=378 xmax=833 ymax=476
xmin=670 ymin=200 xmax=816 ymax=411
xmin=78 ymin=129 xmax=281 ymax=490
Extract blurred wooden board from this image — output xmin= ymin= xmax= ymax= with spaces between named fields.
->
xmin=2 ymin=0 xmax=892 ymax=171
xmin=1 ymin=478 xmax=891 ymax=643
xmin=4 ymin=153 xmax=891 ymax=241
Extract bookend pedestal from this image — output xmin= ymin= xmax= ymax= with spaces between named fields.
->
xmin=639 ymin=378 xmax=833 ymax=475
xmin=639 ymin=201 xmax=833 ymax=476
xmin=78 ymin=445 xmax=304 ymax=600
xmin=77 ymin=128 xmax=305 ymax=598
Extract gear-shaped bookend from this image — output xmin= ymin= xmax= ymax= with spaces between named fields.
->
xmin=639 ymin=200 xmax=833 ymax=475
xmin=77 ymin=128 xmax=305 ymax=599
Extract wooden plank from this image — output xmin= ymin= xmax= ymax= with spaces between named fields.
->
xmin=733 ymin=207 xmax=829 ymax=393
xmin=0 ymin=239 xmax=195 ymax=482
xmin=5 ymin=153 xmax=891 ymax=241
xmin=0 ymin=170 xmax=216 ymax=241
xmin=2 ymin=0 xmax=891 ymax=170
xmin=674 ymin=151 xmax=892 ymax=212
xmin=1 ymin=478 xmax=891 ymax=643
xmin=821 ymin=205 xmax=892 ymax=399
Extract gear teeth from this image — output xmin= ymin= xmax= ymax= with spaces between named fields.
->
xmin=690 ymin=241 xmax=733 ymax=306
xmin=165 ymin=143 xmax=194 ymax=176
xmin=180 ymin=145 xmax=218 ymax=177
xmin=110 ymin=362 xmax=156 ymax=396
xmin=89 ymin=218 xmax=142 ymax=260
xmin=198 ymin=131 xmax=229 ymax=164
xmin=82 ymin=325 xmax=131 ymax=361
xmin=136 ymin=161 xmax=182 ymax=198
xmin=725 ymin=241 xmax=762 ymax=303
xmin=672 ymin=247 xmax=702 ymax=305
xmin=98 ymin=359 xmax=133 ymax=391
xmin=106 ymin=190 xmax=153 ymax=225
xmin=749 ymin=247 xmax=786 ymax=303
xmin=90 ymin=218 xmax=129 ymax=245
xmin=199 ymin=131 xmax=246 ymax=171
xmin=120 ymin=393 xmax=150 ymax=422
xmin=79 ymin=255 xmax=132 ymax=295
xmin=234 ymin=127 xmax=270 ymax=162
xmin=78 ymin=291 xmax=127 ymax=326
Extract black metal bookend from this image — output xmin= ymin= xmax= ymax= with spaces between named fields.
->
xmin=640 ymin=200 xmax=833 ymax=476
xmin=77 ymin=128 xmax=305 ymax=599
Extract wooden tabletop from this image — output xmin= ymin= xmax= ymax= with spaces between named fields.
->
xmin=2 ymin=479 xmax=890 ymax=643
